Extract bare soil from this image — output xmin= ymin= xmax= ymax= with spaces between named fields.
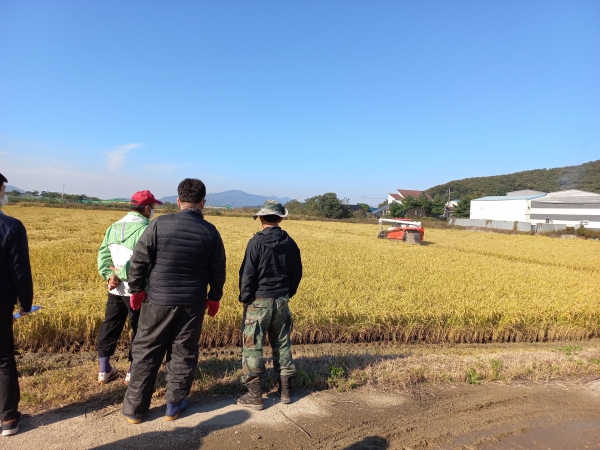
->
xmin=3 ymin=381 xmax=600 ymax=449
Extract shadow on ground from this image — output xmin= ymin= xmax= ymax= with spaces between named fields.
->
xmin=16 ymin=347 xmax=410 ymax=436
xmin=89 ymin=409 xmax=251 ymax=450
xmin=344 ymin=436 xmax=389 ymax=450
xmin=197 ymin=348 xmax=408 ymax=393
xmin=20 ymin=389 xmax=127 ymax=435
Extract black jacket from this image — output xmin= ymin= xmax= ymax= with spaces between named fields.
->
xmin=128 ymin=208 xmax=226 ymax=307
xmin=0 ymin=212 xmax=33 ymax=311
xmin=239 ymin=226 xmax=302 ymax=303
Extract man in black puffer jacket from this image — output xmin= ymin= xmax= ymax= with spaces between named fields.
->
xmin=122 ymin=178 xmax=226 ymax=424
xmin=237 ymin=200 xmax=302 ymax=410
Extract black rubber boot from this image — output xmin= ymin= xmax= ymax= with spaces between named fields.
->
xmin=236 ymin=383 xmax=264 ymax=410
xmin=278 ymin=376 xmax=293 ymax=404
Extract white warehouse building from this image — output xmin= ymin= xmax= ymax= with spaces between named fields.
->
xmin=470 ymin=194 xmax=546 ymax=222
xmin=530 ymin=190 xmax=600 ymax=230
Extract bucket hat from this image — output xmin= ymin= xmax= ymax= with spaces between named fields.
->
xmin=253 ymin=199 xmax=288 ymax=219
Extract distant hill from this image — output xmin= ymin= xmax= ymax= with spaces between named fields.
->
xmin=160 ymin=190 xmax=291 ymax=208
xmin=5 ymin=185 xmax=25 ymax=193
xmin=426 ymin=160 xmax=600 ymax=199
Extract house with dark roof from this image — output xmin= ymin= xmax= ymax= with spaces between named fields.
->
xmin=387 ymin=189 xmax=433 ymax=217
xmin=388 ymin=189 xmax=432 ymax=204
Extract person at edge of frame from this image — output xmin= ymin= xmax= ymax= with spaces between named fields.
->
xmin=121 ymin=178 xmax=226 ymax=424
xmin=0 ymin=173 xmax=33 ymax=437
xmin=236 ymin=199 xmax=303 ymax=410
xmin=96 ymin=190 xmax=162 ymax=385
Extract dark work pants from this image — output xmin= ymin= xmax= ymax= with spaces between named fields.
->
xmin=0 ymin=304 xmax=19 ymax=422
xmin=122 ymin=301 xmax=205 ymax=418
xmin=97 ymin=293 xmax=140 ymax=363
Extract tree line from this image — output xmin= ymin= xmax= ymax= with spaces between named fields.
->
xmin=426 ymin=159 xmax=600 ymax=200
xmin=284 ymin=193 xmax=371 ymax=219
xmin=388 ymin=193 xmax=447 ymax=218
xmin=284 ymin=192 xmax=466 ymax=220
xmin=8 ymin=190 xmax=101 ymax=202
xmin=424 ymin=159 xmax=600 ymax=219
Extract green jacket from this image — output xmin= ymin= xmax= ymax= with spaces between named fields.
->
xmin=97 ymin=212 xmax=149 ymax=296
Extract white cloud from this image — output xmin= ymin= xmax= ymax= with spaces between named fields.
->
xmin=105 ymin=143 xmax=141 ymax=171
xmin=0 ymin=151 xmax=164 ymax=198
xmin=0 ymin=145 xmax=230 ymax=199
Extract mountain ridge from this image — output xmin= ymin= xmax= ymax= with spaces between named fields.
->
xmin=5 ymin=185 xmax=25 ymax=193
xmin=426 ymin=160 xmax=600 ymax=199
xmin=160 ymin=190 xmax=291 ymax=208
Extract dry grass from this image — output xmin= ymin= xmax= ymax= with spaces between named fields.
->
xmin=16 ymin=341 xmax=600 ymax=412
xmin=6 ymin=205 xmax=600 ymax=351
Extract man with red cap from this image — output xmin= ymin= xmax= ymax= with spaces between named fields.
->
xmin=96 ymin=190 xmax=162 ymax=385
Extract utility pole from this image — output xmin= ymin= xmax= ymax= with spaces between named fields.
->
xmin=446 ymin=187 xmax=452 ymax=219
xmin=62 ymin=184 xmax=65 ymax=202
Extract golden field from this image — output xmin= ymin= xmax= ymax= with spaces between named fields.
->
xmin=6 ymin=205 xmax=600 ymax=351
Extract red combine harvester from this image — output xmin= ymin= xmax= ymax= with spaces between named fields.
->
xmin=377 ymin=218 xmax=424 ymax=243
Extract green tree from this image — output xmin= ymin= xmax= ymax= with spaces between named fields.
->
xmin=417 ymin=193 xmax=432 ymax=215
xmin=454 ymin=197 xmax=472 ymax=218
xmin=303 ymin=195 xmax=321 ymax=216
xmin=388 ymin=202 xmax=404 ymax=217
xmin=401 ymin=195 xmax=418 ymax=213
xmin=430 ymin=194 xmax=446 ymax=216
xmin=303 ymin=193 xmax=348 ymax=219
xmin=284 ymin=199 xmax=305 ymax=215
xmin=318 ymin=192 xmax=346 ymax=219
xmin=41 ymin=191 xmax=61 ymax=199
xmin=377 ymin=199 xmax=388 ymax=208
xmin=357 ymin=203 xmax=371 ymax=212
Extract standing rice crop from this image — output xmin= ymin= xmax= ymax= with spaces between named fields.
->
xmin=6 ymin=206 xmax=600 ymax=351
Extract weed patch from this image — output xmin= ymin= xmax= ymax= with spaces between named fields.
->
xmin=555 ymin=345 xmax=583 ymax=356
xmin=489 ymin=359 xmax=503 ymax=380
xmin=466 ymin=368 xmax=481 ymax=384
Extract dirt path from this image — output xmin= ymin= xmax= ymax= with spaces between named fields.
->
xmin=4 ymin=381 xmax=600 ymax=449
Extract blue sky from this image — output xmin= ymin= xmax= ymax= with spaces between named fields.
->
xmin=1 ymin=1 xmax=599 ymax=204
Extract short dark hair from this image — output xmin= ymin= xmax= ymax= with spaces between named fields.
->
xmin=178 ymin=178 xmax=206 ymax=203
xmin=0 ymin=173 xmax=7 ymax=187
xmin=260 ymin=214 xmax=282 ymax=224
xmin=130 ymin=204 xmax=147 ymax=213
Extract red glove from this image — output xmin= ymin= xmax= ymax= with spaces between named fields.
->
xmin=130 ymin=291 xmax=147 ymax=311
xmin=206 ymin=299 xmax=220 ymax=317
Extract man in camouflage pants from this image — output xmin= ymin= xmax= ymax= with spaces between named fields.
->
xmin=237 ymin=200 xmax=302 ymax=410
